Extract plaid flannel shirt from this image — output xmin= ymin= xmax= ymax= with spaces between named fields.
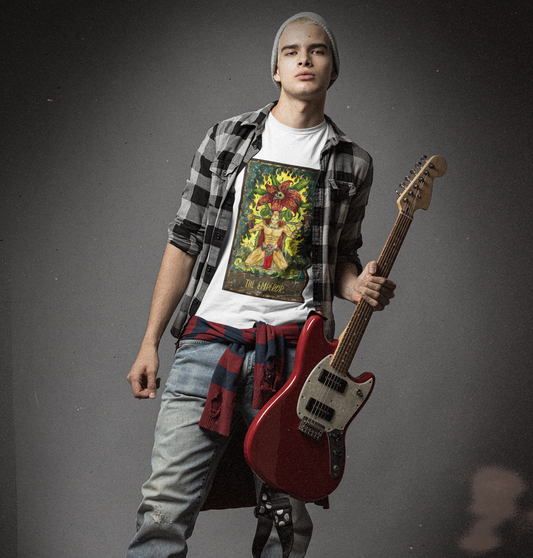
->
xmin=168 ymin=102 xmax=373 ymax=341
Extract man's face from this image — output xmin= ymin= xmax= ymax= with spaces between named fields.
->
xmin=274 ymin=22 xmax=337 ymax=99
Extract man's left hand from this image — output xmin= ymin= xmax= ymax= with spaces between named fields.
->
xmin=349 ymin=261 xmax=396 ymax=311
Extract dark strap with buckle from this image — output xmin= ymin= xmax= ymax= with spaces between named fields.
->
xmin=252 ymin=484 xmax=294 ymax=557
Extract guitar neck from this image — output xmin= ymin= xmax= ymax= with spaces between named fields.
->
xmin=330 ymin=211 xmax=413 ymax=374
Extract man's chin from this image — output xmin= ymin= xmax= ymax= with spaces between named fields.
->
xmin=281 ymin=83 xmax=328 ymax=100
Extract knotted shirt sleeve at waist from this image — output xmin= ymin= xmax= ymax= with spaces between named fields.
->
xmin=180 ymin=316 xmax=303 ymax=436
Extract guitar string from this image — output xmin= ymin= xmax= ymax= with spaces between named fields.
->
xmin=333 ymin=212 xmax=411 ymax=369
xmin=318 ymin=218 xmax=411 ymax=423
xmin=329 ymin=193 xmax=417 ymax=374
xmin=309 ymin=170 xmax=427 ymax=427
xmin=333 ymin=168 xmax=428 ymax=371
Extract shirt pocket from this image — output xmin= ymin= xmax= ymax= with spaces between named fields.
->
xmin=327 ymin=178 xmax=357 ymax=226
xmin=328 ymin=178 xmax=357 ymax=199
xmin=209 ymin=160 xmax=240 ymax=209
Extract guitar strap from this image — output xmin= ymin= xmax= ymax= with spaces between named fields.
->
xmin=252 ymin=484 xmax=294 ymax=558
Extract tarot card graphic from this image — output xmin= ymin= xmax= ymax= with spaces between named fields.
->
xmin=223 ymin=159 xmax=319 ymax=302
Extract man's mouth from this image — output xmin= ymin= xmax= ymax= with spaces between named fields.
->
xmin=296 ymin=72 xmax=315 ymax=79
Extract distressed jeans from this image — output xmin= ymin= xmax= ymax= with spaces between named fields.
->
xmin=126 ymin=339 xmax=313 ymax=558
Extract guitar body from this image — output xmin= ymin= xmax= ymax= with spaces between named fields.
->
xmin=244 ymin=313 xmax=375 ymax=502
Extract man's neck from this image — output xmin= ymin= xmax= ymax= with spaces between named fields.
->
xmin=271 ymin=93 xmax=326 ymax=129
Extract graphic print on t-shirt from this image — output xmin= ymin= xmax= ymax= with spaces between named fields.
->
xmin=223 ymin=159 xmax=318 ymax=302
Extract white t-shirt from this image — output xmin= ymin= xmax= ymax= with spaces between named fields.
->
xmin=196 ymin=113 xmax=329 ymax=328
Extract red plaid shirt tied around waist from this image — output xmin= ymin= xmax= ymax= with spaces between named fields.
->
xmin=181 ymin=316 xmax=304 ymax=436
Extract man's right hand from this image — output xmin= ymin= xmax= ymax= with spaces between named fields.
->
xmin=126 ymin=244 xmax=197 ymax=400
xmin=127 ymin=346 xmax=161 ymax=399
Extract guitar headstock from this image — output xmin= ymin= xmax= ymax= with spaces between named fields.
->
xmin=396 ymin=155 xmax=447 ymax=216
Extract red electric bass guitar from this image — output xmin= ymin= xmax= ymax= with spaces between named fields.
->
xmin=244 ymin=155 xmax=447 ymax=502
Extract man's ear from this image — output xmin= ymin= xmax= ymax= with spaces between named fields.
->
xmin=273 ymin=66 xmax=281 ymax=84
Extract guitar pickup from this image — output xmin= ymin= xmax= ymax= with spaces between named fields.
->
xmin=318 ymin=369 xmax=347 ymax=394
xmin=305 ymin=398 xmax=335 ymax=422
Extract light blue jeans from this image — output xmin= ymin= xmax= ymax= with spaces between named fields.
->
xmin=126 ymin=339 xmax=313 ymax=558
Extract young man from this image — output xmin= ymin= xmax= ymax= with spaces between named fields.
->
xmin=126 ymin=12 xmax=396 ymax=558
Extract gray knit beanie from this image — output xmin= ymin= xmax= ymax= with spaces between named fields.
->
xmin=271 ymin=12 xmax=340 ymax=90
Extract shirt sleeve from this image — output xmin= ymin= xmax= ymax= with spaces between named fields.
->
xmin=167 ymin=124 xmax=218 ymax=256
xmin=335 ymin=158 xmax=373 ymax=275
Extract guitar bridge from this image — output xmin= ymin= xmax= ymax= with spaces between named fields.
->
xmin=298 ymin=416 xmax=325 ymax=440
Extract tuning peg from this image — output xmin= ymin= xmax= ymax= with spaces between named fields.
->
xmin=404 ymin=176 xmax=411 ymax=182
xmin=409 ymin=169 xmax=416 ymax=175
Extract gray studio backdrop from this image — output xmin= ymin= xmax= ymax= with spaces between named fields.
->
xmin=2 ymin=1 xmax=533 ymax=557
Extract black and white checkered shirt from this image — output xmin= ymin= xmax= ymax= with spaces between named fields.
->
xmin=168 ymin=102 xmax=373 ymax=340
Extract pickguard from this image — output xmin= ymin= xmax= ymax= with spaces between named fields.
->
xmin=296 ymin=355 xmax=374 ymax=433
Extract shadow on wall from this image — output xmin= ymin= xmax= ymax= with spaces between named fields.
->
xmin=460 ymin=466 xmax=533 ymax=555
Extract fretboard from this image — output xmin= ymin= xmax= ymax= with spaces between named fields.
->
xmin=330 ymin=212 xmax=413 ymax=374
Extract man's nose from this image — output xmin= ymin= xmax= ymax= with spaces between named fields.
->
xmin=298 ymin=53 xmax=311 ymax=66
